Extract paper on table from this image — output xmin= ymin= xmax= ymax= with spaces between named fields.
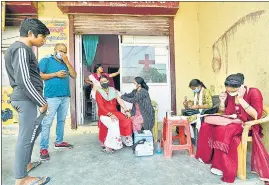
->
xmin=201 ymin=113 xmax=237 ymax=119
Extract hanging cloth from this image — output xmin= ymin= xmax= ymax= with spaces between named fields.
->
xmin=82 ymin=35 xmax=99 ymax=67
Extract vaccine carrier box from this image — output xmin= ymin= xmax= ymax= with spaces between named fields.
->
xmin=133 ymin=130 xmax=154 ymax=157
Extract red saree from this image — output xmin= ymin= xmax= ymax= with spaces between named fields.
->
xmin=96 ymin=92 xmax=132 ymax=144
xmin=196 ymin=87 xmax=269 ymax=183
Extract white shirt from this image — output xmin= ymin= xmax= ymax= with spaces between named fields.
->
xmin=88 ymin=74 xmax=101 ymax=100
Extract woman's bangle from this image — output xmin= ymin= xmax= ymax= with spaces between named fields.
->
xmin=125 ymin=110 xmax=130 ymax=113
xmin=107 ymin=112 xmax=112 ymax=117
xmin=244 ymin=105 xmax=250 ymax=110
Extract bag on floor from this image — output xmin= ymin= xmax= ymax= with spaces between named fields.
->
xmin=182 ymin=109 xmax=200 ymax=116
xmin=1 ymin=108 xmax=13 ymax=122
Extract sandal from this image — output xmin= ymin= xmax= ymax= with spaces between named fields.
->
xmin=101 ymin=147 xmax=115 ymax=154
xmin=123 ymin=143 xmax=132 ymax=148
xmin=27 ymin=161 xmax=42 ymax=173
xmin=29 ymin=176 xmax=50 ymax=185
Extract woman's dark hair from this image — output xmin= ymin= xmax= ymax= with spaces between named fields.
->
xmin=135 ymin=77 xmax=149 ymax=91
xmin=94 ymin=64 xmax=102 ymax=73
xmin=189 ymin=79 xmax=206 ymax=89
xmin=224 ymin=74 xmax=243 ymax=88
xmin=20 ymin=18 xmax=50 ymax=37
xmin=99 ymin=75 xmax=108 ymax=81
xmin=236 ymin=73 xmax=245 ymax=84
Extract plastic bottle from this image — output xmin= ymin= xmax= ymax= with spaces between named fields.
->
xmin=155 ymin=139 xmax=162 ymax=154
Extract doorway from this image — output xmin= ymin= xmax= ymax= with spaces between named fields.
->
xmin=82 ymin=35 xmax=120 ymax=125
xmin=75 ymin=35 xmax=171 ymax=126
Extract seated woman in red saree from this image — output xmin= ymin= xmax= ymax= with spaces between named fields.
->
xmin=96 ymin=75 xmax=133 ymax=153
xmin=196 ymin=73 xmax=269 ymax=183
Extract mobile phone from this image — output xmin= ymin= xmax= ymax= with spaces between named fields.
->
xmin=62 ymin=70 xmax=69 ymax=75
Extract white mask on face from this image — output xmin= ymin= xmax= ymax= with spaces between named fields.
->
xmin=229 ymin=91 xmax=238 ymax=96
xmin=55 ymin=52 xmax=62 ymax=60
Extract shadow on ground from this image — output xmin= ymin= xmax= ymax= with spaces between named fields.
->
xmin=2 ymin=132 xmax=264 ymax=185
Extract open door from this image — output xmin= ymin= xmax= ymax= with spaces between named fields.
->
xmin=75 ymin=34 xmax=85 ymax=125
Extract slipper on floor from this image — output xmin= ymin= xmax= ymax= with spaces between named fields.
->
xmin=210 ymin=168 xmax=223 ymax=176
xmin=123 ymin=143 xmax=132 ymax=148
xmin=101 ymin=147 xmax=115 ymax=154
xmin=27 ymin=161 xmax=42 ymax=173
xmin=198 ymin=158 xmax=204 ymax=164
xmin=30 ymin=176 xmax=50 ymax=185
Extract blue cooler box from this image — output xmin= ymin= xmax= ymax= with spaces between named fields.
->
xmin=134 ymin=130 xmax=154 ymax=157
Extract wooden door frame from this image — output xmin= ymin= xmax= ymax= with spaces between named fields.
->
xmin=169 ymin=17 xmax=176 ymax=114
xmin=69 ymin=15 xmax=77 ymax=129
xmin=68 ymin=15 xmax=177 ymax=129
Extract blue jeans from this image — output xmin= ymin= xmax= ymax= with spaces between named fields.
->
xmin=40 ymin=97 xmax=70 ymax=150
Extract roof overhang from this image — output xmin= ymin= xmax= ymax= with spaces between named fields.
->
xmin=5 ymin=2 xmax=38 ymax=26
xmin=6 ymin=2 xmax=38 ymax=14
xmin=57 ymin=1 xmax=179 ymax=16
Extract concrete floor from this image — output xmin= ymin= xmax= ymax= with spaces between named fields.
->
xmin=1 ymin=123 xmax=264 ymax=185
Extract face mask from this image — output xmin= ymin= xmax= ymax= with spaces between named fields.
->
xmin=228 ymin=91 xmax=238 ymax=96
xmin=193 ymin=87 xmax=200 ymax=93
xmin=133 ymin=83 xmax=138 ymax=90
xmin=101 ymin=82 xmax=109 ymax=89
xmin=55 ymin=52 xmax=62 ymax=60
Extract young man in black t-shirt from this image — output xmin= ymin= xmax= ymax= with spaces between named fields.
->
xmin=5 ymin=18 xmax=51 ymax=185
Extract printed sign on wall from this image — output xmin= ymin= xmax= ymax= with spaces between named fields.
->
xmin=38 ymin=19 xmax=69 ymax=60
xmin=41 ymin=19 xmax=68 ymax=48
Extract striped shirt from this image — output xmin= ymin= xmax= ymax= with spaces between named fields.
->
xmin=4 ymin=41 xmax=47 ymax=107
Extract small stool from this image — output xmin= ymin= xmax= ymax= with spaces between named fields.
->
xmin=161 ymin=117 xmax=194 ymax=158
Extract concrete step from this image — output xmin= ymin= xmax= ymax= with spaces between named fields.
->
xmin=2 ymin=118 xmax=100 ymax=135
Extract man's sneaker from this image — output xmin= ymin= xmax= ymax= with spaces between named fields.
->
xmin=40 ymin=149 xmax=50 ymax=161
xmin=54 ymin=142 xmax=73 ymax=149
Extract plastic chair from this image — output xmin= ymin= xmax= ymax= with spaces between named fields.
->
xmin=151 ymin=100 xmax=158 ymax=142
xmin=162 ymin=117 xmax=194 ymax=158
xmin=237 ymin=105 xmax=269 ymax=180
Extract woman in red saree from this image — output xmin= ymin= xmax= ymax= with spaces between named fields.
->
xmin=84 ymin=64 xmax=120 ymax=120
xmin=96 ymin=75 xmax=133 ymax=153
xmin=196 ymin=73 xmax=269 ymax=183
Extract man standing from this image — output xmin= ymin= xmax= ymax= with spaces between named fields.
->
xmin=39 ymin=43 xmax=77 ymax=161
xmin=5 ymin=18 xmax=51 ymax=185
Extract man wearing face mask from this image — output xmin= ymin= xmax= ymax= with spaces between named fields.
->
xmin=38 ymin=43 xmax=77 ymax=161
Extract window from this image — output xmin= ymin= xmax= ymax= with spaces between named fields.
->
xmin=121 ymin=46 xmax=168 ymax=84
